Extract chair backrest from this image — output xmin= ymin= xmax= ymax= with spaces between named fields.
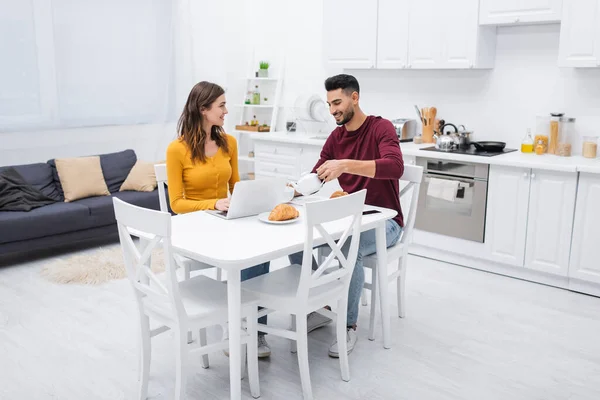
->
xmin=154 ymin=163 xmax=168 ymax=212
xmin=113 ymin=197 xmax=185 ymax=317
xmin=297 ymin=189 xmax=366 ymax=299
xmin=398 ymin=164 xmax=423 ymax=245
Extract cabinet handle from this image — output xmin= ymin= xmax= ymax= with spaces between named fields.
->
xmin=531 ymin=173 xmax=536 ymax=179
xmin=401 ymin=64 xmax=406 ymax=69
xmin=407 ymin=64 xmax=412 ymax=68
xmin=515 ymin=17 xmax=520 ymax=22
xmin=523 ymin=172 xmax=528 ymax=178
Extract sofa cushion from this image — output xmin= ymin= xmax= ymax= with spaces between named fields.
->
xmin=0 ymin=202 xmax=94 ymax=244
xmin=55 ymin=156 xmax=110 ymax=202
xmin=73 ymin=190 xmax=161 ymax=227
xmin=0 ymin=163 xmax=62 ymax=202
xmin=100 ymin=149 xmax=137 ymax=193
xmin=47 ymin=149 xmax=137 ymax=198
xmin=119 ymin=160 xmax=158 ymax=192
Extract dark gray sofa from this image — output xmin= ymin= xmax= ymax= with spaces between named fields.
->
xmin=0 ymin=149 xmax=168 ymax=255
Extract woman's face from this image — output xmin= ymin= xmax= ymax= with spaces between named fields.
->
xmin=202 ymin=94 xmax=228 ymax=127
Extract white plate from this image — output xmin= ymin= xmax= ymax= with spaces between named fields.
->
xmin=257 ymin=211 xmax=300 ymax=225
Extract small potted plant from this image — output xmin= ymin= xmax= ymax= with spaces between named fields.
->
xmin=258 ymin=61 xmax=269 ymax=78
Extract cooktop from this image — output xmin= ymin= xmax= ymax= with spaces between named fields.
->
xmin=419 ymin=146 xmax=518 ymax=157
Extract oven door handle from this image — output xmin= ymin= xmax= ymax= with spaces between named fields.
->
xmin=425 ymin=172 xmax=476 ymax=188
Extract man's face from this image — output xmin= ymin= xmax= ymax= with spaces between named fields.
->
xmin=326 ymin=88 xmax=357 ymax=126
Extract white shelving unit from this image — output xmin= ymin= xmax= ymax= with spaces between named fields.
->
xmin=234 ymin=56 xmax=285 ymax=180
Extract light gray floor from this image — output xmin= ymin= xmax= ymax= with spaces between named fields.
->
xmin=1 ymin=242 xmax=599 ymax=400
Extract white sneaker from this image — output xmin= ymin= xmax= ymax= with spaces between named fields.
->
xmin=223 ymin=335 xmax=271 ymax=358
xmin=307 ymin=309 xmax=333 ymax=333
xmin=328 ymin=328 xmax=357 ymax=358
xmin=257 ymin=335 xmax=271 ymax=358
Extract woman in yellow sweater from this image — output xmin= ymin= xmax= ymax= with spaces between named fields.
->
xmin=166 ymin=81 xmax=271 ymax=358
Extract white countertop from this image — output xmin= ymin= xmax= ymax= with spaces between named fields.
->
xmin=250 ymin=131 xmax=600 ymax=174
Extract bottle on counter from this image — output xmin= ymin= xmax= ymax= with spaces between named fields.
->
xmin=535 ymin=139 xmax=546 ymax=155
xmin=521 ymin=128 xmax=534 ymax=153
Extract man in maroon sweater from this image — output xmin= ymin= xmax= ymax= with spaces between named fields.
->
xmin=289 ymin=74 xmax=405 ymax=357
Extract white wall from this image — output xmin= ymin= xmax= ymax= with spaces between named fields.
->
xmin=238 ymin=2 xmax=600 ymax=152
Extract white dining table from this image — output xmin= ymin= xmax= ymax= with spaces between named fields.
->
xmin=170 ymin=204 xmax=397 ymax=400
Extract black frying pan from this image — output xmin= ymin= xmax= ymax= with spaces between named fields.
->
xmin=472 ymin=141 xmax=506 ymax=152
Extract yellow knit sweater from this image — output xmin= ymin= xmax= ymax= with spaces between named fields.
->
xmin=166 ymin=135 xmax=239 ymax=213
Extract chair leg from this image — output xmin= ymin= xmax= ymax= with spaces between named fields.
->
xmin=368 ymin=266 xmax=377 ymax=341
xmin=336 ymin=299 xmax=350 ymax=382
xmin=183 ymin=265 xmax=191 ymax=280
xmin=397 ymin=257 xmax=407 ymax=318
xmin=174 ymin=326 xmax=188 ymax=400
xmin=246 ymin=313 xmax=260 ymax=398
xmin=199 ymin=328 xmax=209 ymax=369
xmin=295 ymin=315 xmax=313 ymax=400
xmin=216 ymin=268 xmax=222 ymax=281
xmin=290 ymin=315 xmax=297 ymax=354
xmin=361 ymin=288 xmax=368 ymax=306
xmin=137 ymin=313 xmax=151 ymax=400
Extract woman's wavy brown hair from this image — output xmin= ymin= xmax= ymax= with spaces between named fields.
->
xmin=177 ymin=81 xmax=229 ymax=164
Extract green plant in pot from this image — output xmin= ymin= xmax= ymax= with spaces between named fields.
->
xmin=258 ymin=61 xmax=269 ymax=78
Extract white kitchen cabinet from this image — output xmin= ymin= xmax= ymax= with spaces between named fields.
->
xmin=322 ymin=0 xmax=378 ymax=70
xmin=524 ymin=169 xmax=577 ymax=276
xmin=479 ymin=0 xmax=563 ymax=25
xmin=254 ymin=141 xmax=322 ymax=181
xmin=484 ymin=165 xmax=530 ymax=266
xmin=558 ymin=0 xmax=600 ymax=68
xmin=568 ymin=173 xmax=600 ymax=284
xmin=406 ymin=0 xmax=495 ymax=69
xmin=323 ymin=0 xmax=495 ymax=70
xmin=377 ymin=0 xmax=409 ymax=69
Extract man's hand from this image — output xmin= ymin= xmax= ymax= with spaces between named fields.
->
xmin=317 ymin=160 xmax=348 ymax=182
xmin=215 ymin=198 xmax=230 ymax=211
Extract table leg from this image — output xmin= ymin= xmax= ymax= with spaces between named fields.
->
xmin=227 ymin=270 xmax=242 ymax=399
xmin=375 ymin=221 xmax=391 ymax=349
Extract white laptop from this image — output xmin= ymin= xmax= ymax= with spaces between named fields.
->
xmin=206 ymin=178 xmax=288 ymax=220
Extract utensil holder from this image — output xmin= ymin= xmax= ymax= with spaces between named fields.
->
xmin=422 ymin=124 xmax=435 ymax=143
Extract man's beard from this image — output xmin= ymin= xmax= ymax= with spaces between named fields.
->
xmin=336 ymin=107 xmax=355 ymax=126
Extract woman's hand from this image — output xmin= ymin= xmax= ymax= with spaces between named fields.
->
xmin=215 ymin=198 xmax=230 ymax=211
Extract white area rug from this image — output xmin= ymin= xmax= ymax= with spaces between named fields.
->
xmin=40 ymin=245 xmax=165 ymax=285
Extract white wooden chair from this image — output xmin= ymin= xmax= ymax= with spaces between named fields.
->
xmin=318 ymin=165 xmax=423 ymax=340
xmin=113 ymin=198 xmax=260 ymax=400
xmin=241 ymin=190 xmax=366 ymax=400
xmin=154 ymin=163 xmax=222 ymax=282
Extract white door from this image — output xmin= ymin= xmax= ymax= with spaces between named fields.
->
xmin=558 ymin=0 xmax=600 ymax=68
xmin=484 ymin=165 xmax=531 ymax=267
xmin=322 ymin=0 xmax=378 ymax=70
xmin=377 ymin=0 xmax=409 ymax=69
xmin=479 ymin=0 xmax=563 ymax=25
xmin=440 ymin=0 xmax=478 ymax=69
xmin=407 ymin=0 xmax=443 ymax=68
xmin=525 ymin=169 xmax=577 ymax=276
xmin=568 ymin=173 xmax=600 ymax=284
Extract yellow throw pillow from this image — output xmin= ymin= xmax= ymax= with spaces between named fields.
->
xmin=119 ymin=160 xmax=158 ymax=192
xmin=55 ymin=156 xmax=110 ymax=202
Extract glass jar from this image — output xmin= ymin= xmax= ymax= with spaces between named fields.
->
xmin=556 ymin=116 xmax=575 ymax=157
xmin=550 ymin=113 xmax=563 ymax=154
xmin=252 ymin=85 xmax=260 ymax=105
xmin=582 ymin=136 xmax=598 ymax=159
xmin=535 ymin=139 xmax=546 ymax=155
xmin=521 ymin=128 xmax=534 ymax=153
xmin=244 ymin=91 xmax=252 ymax=104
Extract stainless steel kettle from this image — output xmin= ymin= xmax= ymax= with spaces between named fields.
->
xmin=433 ymin=123 xmax=458 ymax=151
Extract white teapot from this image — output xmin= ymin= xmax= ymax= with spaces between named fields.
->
xmin=290 ymin=172 xmax=324 ymax=196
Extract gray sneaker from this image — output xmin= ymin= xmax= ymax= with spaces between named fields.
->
xmin=328 ymin=328 xmax=357 ymax=358
xmin=307 ymin=309 xmax=333 ymax=333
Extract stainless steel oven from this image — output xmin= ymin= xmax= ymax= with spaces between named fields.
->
xmin=415 ymin=157 xmax=489 ymax=242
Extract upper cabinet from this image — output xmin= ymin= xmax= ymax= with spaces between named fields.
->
xmin=324 ymin=0 xmax=496 ymax=70
xmin=479 ymin=0 xmax=563 ymax=25
xmin=322 ymin=0 xmax=378 ymax=69
xmin=558 ymin=0 xmax=600 ymax=68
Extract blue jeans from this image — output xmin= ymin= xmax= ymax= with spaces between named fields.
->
xmin=288 ymin=220 xmax=402 ymax=327
xmin=241 ymin=262 xmax=270 ymax=336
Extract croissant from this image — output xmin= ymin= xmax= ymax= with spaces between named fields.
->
xmin=330 ymin=190 xmax=349 ymax=199
xmin=268 ymin=204 xmax=299 ymax=221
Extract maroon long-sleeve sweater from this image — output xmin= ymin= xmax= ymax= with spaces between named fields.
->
xmin=312 ymin=115 xmax=405 ymax=227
